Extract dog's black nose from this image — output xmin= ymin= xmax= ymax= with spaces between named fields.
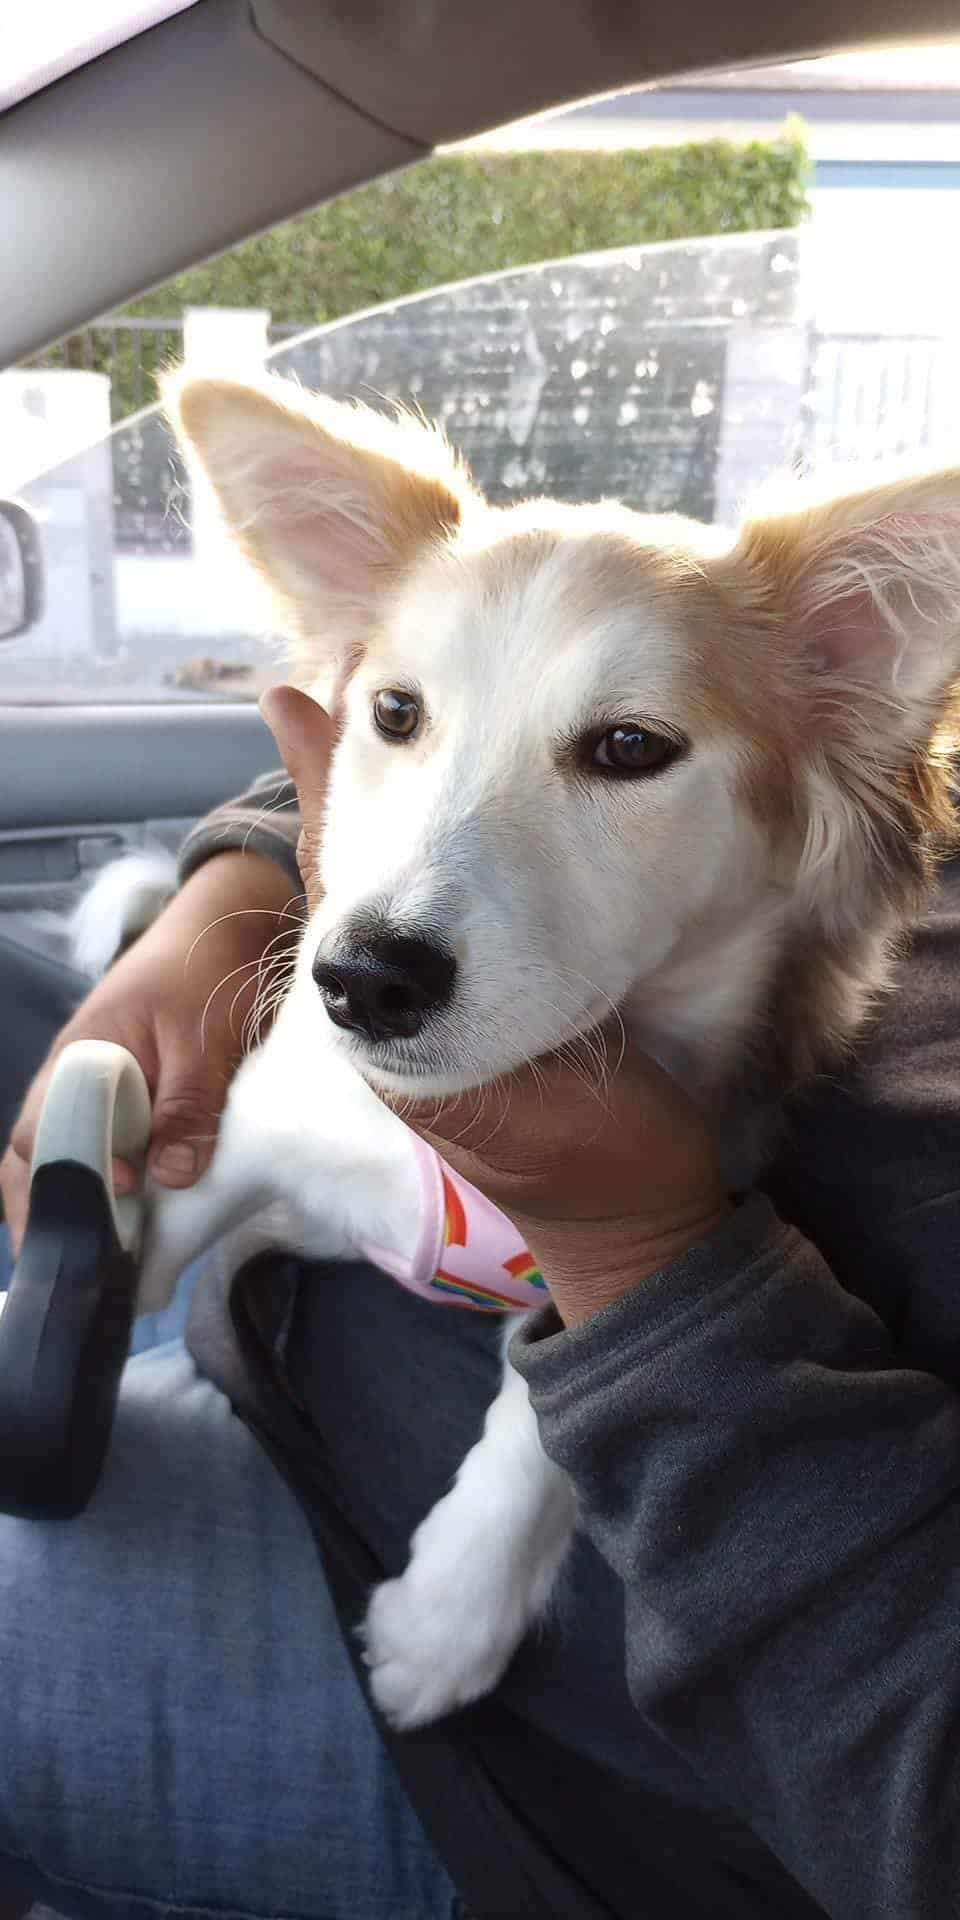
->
xmin=312 ymin=934 xmax=456 ymax=1043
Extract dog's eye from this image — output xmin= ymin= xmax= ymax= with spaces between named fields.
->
xmin=591 ymin=724 xmax=683 ymax=777
xmin=373 ymin=689 xmax=420 ymax=741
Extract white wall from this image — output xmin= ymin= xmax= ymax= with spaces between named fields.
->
xmin=0 ymin=370 xmax=115 ymax=661
xmin=114 ymin=549 xmax=272 ymax=641
xmin=809 ymin=187 xmax=960 ymax=335
xmin=1 ymin=311 xmax=275 ymax=677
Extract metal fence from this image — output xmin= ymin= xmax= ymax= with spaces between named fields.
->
xmin=23 ymin=319 xmax=304 ymax=554
xmin=24 ymin=317 xmax=301 ymax=421
xmin=29 ymin=315 xmax=960 ymax=450
xmin=804 ymin=332 xmax=960 ymax=470
xmin=23 ymin=314 xmax=960 ymax=554
xmin=24 ymin=317 xmax=186 ymax=420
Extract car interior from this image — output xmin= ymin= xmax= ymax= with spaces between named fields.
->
xmin=0 ymin=3 xmax=955 ymax=1245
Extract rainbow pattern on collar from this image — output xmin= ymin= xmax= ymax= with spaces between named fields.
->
xmin=429 ymin=1170 xmax=547 ymax=1312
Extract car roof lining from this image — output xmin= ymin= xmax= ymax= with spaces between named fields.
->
xmin=2 ymin=0 xmax=958 ymax=367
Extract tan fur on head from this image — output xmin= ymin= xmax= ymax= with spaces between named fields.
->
xmin=709 ymin=465 xmax=960 ymax=1083
xmin=168 ymin=370 xmax=960 ymax=1137
xmin=738 ymin=477 xmax=960 ymax=869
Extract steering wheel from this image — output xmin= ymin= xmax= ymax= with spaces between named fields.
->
xmin=0 ymin=1042 xmax=152 ymax=1518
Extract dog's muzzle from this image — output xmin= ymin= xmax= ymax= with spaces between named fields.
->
xmin=312 ymin=931 xmax=457 ymax=1044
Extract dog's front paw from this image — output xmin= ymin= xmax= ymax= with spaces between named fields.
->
xmin=362 ymin=1564 xmax=523 ymax=1731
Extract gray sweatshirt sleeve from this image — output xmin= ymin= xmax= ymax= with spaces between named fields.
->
xmin=177 ymin=769 xmax=303 ymax=894
xmin=510 ymin=1190 xmax=960 ymax=1919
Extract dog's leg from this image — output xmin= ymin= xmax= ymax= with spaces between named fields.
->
xmin=138 ymin=997 xmax=423 ymax=1311
xmin=137 ymin=1085 xmax=272 ymax=1311
xmin=363 ymin=1333 xmax=576 ymax=1729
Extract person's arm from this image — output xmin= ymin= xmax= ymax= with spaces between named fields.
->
xmin=427 ymin=1048 xmax=960 ymax=1915
xmin=502 ymin=862 xmax=960 ymax=1920
xmin=509 ymin=1194 xmax=960 ymax=1920
xmin=177 ymin=767 xmax=302 ymax=891
xmin=2 ymin=769 xmax=308 ymax=1251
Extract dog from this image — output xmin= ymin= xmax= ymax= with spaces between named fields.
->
xmin=75 ymin=369 xmax=960 ymax=1729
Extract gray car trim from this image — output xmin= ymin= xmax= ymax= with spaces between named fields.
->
xmin=0 ymin=0 xmax=421 ymax=366
xmin=0 ymin=703 xmax=281 ymax=830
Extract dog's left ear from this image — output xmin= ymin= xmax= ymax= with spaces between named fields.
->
xmin=165 ymin=372 xmax=472 ymax=666
xmin=738 ymin=466 xmax=960 ymax=737
xmin=733 ymin=465 xmax=960 ymax=927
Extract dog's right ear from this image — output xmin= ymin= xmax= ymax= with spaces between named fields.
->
xmin=164 ymin=373 xmax=472 ymax=665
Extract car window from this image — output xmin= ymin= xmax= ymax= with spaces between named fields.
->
xmin=1 ymin=228 xmax=816 ymax=704
xmin=4 ymin=218 xmax=955 ymax=705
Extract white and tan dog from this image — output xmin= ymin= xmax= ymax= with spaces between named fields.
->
xmin=79 ymin=372 xmax=960 ymax=1728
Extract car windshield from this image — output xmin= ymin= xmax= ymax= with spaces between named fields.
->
xmin=2 ymin=230 xmax=809 ymax=702
xmin=3 ymin=222 xmax=955 ymax=703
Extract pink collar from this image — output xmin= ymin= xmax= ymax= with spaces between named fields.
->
xmin=361 ymin=1134 xmax=548 ymax=1313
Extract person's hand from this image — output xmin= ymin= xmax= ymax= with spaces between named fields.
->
xmin=396 ymin=1047 xmax=731 ymax=1325
xmin=261 ymin=685 xmax=730 ymax=1326
xmin=0 ymin=850 xmax=299 ymax=1256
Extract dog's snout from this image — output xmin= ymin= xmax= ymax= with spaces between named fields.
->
xmin=312 ymin=933 xmax=457 ymax=1043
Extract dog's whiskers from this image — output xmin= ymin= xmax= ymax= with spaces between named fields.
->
xmin=184 ymin=899 xmax=304 ymax=974
xmin=198 ymin=958 xmax=263 ymax=1055
xmin=234 ymin=963 xmax=290 ymax=1048
xmin=243 ymin=952 xmax=299 ymax=1051
xmin=547 ymin=965 xmax=628 ymax=1091
xmin=199 ymin=942 xmax=298 ymax=1057
xmin=526 ymin=981 xmax=621 ymax=1112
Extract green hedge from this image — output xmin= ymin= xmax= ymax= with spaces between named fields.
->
xmin=28 ymin=133 xmax=808 ymax=421
xmin=125 ymin=131 xmax=809 ymax=330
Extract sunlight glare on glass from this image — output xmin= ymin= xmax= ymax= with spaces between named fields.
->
xmin=2 ymin=0 xmax=200 ymax=113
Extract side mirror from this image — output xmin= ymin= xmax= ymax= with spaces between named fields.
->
xmin=0 ymin=500 xmax=45 ymax=641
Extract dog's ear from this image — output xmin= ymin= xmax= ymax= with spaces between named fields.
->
xmin=165 ymin=373 xmax=471 ymax=666
xmin=739 ymin=465 xmax=960 ymax=732
xmin=736 ymin=466 xmax=960 ymax=922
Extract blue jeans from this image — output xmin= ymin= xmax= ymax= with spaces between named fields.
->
xmin=0 ymin=1320 xmax=459 ymax=1920
xmin=0 ymin=1226 xmax=201 ymax=1359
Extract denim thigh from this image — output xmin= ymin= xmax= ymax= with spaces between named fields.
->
xmin=0 ymin=1339 xmax=457 ymax=1920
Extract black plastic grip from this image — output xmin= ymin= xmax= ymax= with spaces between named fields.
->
xmin=0 ymin=1160 xmax=139 ymax=1519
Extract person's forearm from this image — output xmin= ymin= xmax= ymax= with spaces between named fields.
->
xmin=178 ymin=769 xmax=302 ymax=893
xmin=523 ymin=1194 xmax=732 ymax=1327
xmin=512 ymin=1196 xmax=960 ymax=1918
xmin=2 ymin=847 xmax=307 ymax=1245
xmin=165 ymin=848 xmax=299 ymax=952
xmin=149 ymin=848 xmax=302 ymax=1041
